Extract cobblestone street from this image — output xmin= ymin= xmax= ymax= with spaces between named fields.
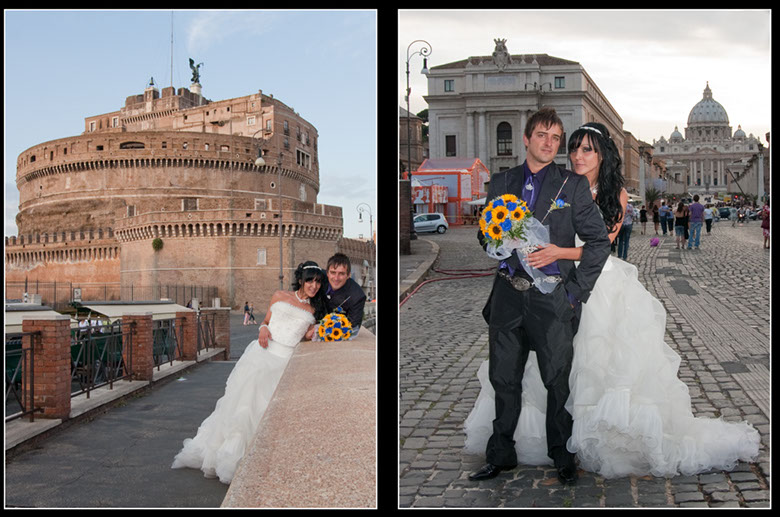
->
xmin=399 ymin=221 xmax=770 ymax=508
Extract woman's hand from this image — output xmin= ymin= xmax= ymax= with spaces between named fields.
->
xmin=304 ymin=324 xmax=317 ymax=341
xmin=258 ymin=325 xmax=272 ymax=348
xmin=525 ymin=244 xmax=561 ymax=269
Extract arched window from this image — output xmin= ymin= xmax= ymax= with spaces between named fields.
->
xmin=119 ymin=141 xmax=145 ymax=149
xmin=497 ymin=122 xmax=512 ymax=156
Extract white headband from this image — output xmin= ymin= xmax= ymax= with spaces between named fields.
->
xmin=578 ymin=126 xmax=603 ymax=136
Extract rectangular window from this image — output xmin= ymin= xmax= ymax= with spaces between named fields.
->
xmin=89 ymin=121 xmax=96 ymax=132
xmin=127 ymin=205 xmax=136 ymax=217
xmin=112 ymin=117 xmax=119 ymax=128
xmin=444 ymin=79 xmax=455 ymax=92
xmin=255 ymin=199 xmax=267 ymax=210
xmin=445 ymin=135 xmax=457 ymax=157
xmin=554 ymin=76 xmax=565 ymax=89
xmin=266 ymin=120 xmax=272 ymax=131
xmin=257 ymin=248 xmax=267 ymax=266
xmin=296 ymin=149 xmax=311 ymax=169
xmin=183 ymin=198 xmax=198 ymax=211
xmin=247 ymin=116 xmax=256 ymax=126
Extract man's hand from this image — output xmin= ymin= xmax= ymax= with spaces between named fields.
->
xmin=258 ymin=325 xmax=271 ymax=348
xmin=526 ymin=244 xmax=560 ymax=269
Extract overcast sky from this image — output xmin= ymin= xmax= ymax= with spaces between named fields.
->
xmin=5 ymin=9 xmax=376 ymax=239
xmin=399 ymin=9 xmax=770 ymax=145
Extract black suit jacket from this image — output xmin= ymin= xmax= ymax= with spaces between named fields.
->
xmin=478 ymin=161 xmax=610 ymax=305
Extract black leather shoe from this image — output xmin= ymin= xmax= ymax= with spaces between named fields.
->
xmin=556 ymin=464 xmax=578 ymax=486
xmin=468 ymin=463 xmax=516 ymax=481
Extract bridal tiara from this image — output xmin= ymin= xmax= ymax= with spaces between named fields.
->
xmin=578 ymin=126 xmax=603 ymax=136
xmin=303 ymin=265 xmax=322 ymax=271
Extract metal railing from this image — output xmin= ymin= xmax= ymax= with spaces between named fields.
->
xmin=5 ymin=281 xmax=218 ymax=312
xmin=153 ymin=318 xmax=183 ymax=370
xmin=197 ymin=312 xmax=217 ymax=352
xmin=5 ymin=331 xmax=43 ymax=422
xmin=70 ymin=322 xmax=134 ymax=398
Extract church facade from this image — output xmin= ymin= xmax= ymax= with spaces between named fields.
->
xmin=423 ymin=38 xmax=624 ymax=177
xmin=652 ymin=83 xmax=767 ymax=203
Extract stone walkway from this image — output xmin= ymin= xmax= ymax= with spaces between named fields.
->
xmin=399 ymin=222 xmax=770 ymax=508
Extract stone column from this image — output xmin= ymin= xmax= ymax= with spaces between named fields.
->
xmin=478 ymin=111 xmax=487 ymax=169
xmin=466 ymin=112 xmax=474 ymax=158
xmin=757 ymin=151 xmax=764 ymax=202
xmin=122 ymin=313 xmax=154 ymax=381
xmin=519 ymin=111 xmax=527 ymax=165
xmin=21 ymin=315 xmax=72 ymax=419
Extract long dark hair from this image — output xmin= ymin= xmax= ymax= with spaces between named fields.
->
xmin=568 ymin=122 xmax=624 ymax=234
xmin=292 ymin=261 xmax=328 ymax=320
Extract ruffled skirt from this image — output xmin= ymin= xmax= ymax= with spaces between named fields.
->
xmin=464 ymin=257 xmax=760 ymax=477
xmin=171 ymin=340 xmax=293 ymax=484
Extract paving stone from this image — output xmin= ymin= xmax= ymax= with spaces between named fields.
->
xmin=399 ymin=226 xmax=769 ymax=509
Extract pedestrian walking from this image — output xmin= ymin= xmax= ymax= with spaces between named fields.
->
xmin=688 ymin=195 xmax=704 ymax=249
xmin=639 ymin=205 xmax=648 ymax=235
xmin=617 ymin=202 xmax=634 ymax=260
xmin=761 ymin=200 xmax=770 ymax=249
xmin=674 ymin=202 xmax=688 ymax=249
xmin=653 ymin=205 xmax=660 ymax=235
xmin=247 ymin=303 xmax=257 ymax=324
xmin=243 ymin=301 xmax=251 ymax=325
xmin=659 ymin=203 xmax=669 ymax=235
xmin=703 ymin=205 xmax=714 ymax=234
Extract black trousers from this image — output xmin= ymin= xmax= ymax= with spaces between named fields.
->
xmin=483 ymin=274 xmax=575 ymax=467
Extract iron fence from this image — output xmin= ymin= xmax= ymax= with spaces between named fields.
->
xmin=5 ymin=331 xmax=42 ymax=422
xmin=70 ymin=322 xmax=134 ymax=398
xmin=198 ymin=312 xmax=217 ymax=352
xmin=5 ymin=281 xmax=218 ymax=311
xmin=153 ymin=318 xmax=183 ymax=370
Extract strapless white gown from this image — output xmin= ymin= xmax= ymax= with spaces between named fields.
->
xmin=172 ymin=301 xmax=314 ymax=484
xmin=464 ymin=244 xmax=760 ymax=478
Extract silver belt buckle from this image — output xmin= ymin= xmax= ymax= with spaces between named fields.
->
xmin=498 ymin=269 xmax=531 ymax=291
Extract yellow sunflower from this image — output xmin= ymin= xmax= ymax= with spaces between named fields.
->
xmin=500 ymin=194 xmax=519 ymax=205
xmin=487 ymin=222 xmax=503 ymax=240
xmin=492 ymin=205 xmax=509 ymax=223
xmin=510 ymin=207 xmax=526 ymax=221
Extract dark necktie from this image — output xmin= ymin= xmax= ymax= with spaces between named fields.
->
xmin=522 ymin=173 xmax=537 ymax=212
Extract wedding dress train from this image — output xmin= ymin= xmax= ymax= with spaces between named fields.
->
xmin=172 ymin=301 xmax=314 ymax=484
xmin=464 ymin=254 xmax=760 ymax=478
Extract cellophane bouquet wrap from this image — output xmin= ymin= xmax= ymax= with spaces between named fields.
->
xmin=479 ymin=194 xmax=556 ymax=294
xmin=317 ymin=307 xmax=353 ymax=342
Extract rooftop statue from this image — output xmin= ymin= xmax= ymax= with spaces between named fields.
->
xmin=189 ymin=58 xmax=204 ymax=84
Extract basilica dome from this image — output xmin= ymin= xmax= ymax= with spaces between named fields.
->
xmin=687 ymin=82 xmax=729 ymax=125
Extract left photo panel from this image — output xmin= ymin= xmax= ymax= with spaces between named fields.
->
xmin=5 ymin=8 xmax=377 ymax=509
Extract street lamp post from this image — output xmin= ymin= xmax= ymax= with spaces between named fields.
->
xmin=405 ymin=39 xmax=431 ymax=241
xmin=253 ymin=129 xmax=285 ymax=290
xmin=356 ymin=203 xmax=375 ymax=301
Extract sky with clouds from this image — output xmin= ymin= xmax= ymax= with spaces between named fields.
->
xmin=399 ymin=9 xmax=770 ymax=146
xmin=5 ymin=9 xmax=376 ymax=239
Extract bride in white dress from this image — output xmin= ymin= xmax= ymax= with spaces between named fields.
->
xmin=172 ymin=261 xmax=329 ymax=484
xmin=464 ymin=123 xmax=760 ymax=478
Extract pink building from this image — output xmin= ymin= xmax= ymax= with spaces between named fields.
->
xmin=412 ymin=158 xmax=490 ymax=225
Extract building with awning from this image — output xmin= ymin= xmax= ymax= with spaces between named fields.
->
xmin=412 ymin=157 xmax=490 ymax=224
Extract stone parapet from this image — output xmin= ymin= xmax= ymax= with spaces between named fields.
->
xmin=222 ymin=329 xmax=376 ymax=508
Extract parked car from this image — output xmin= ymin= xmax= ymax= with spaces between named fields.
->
xmin=718 ymin=207 xmax=736 ymax=220
xmin=414 ymin=213 xmax=449 ymax=234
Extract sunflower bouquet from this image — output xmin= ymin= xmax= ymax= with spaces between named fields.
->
xmin=480 ymin=194 xmax=534 ymax=254
xmin=480 ymin=193 xmax=556 ymax=293
xmin=317 ymin=306 xmax=353 ymax=342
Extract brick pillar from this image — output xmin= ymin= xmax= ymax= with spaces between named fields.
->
xmin=121 ymin=313 xmax=154 ymax=381
xmin=201 ymin=307 xmax=231 ymax=359
xmin=176 ymin=310 xmax=198 ymax=361
xmin=21 ymin=315 xmax=72 ymax=420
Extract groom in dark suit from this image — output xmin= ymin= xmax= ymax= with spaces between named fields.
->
xmin=470 ymin=108 xmax=610 ymax=485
